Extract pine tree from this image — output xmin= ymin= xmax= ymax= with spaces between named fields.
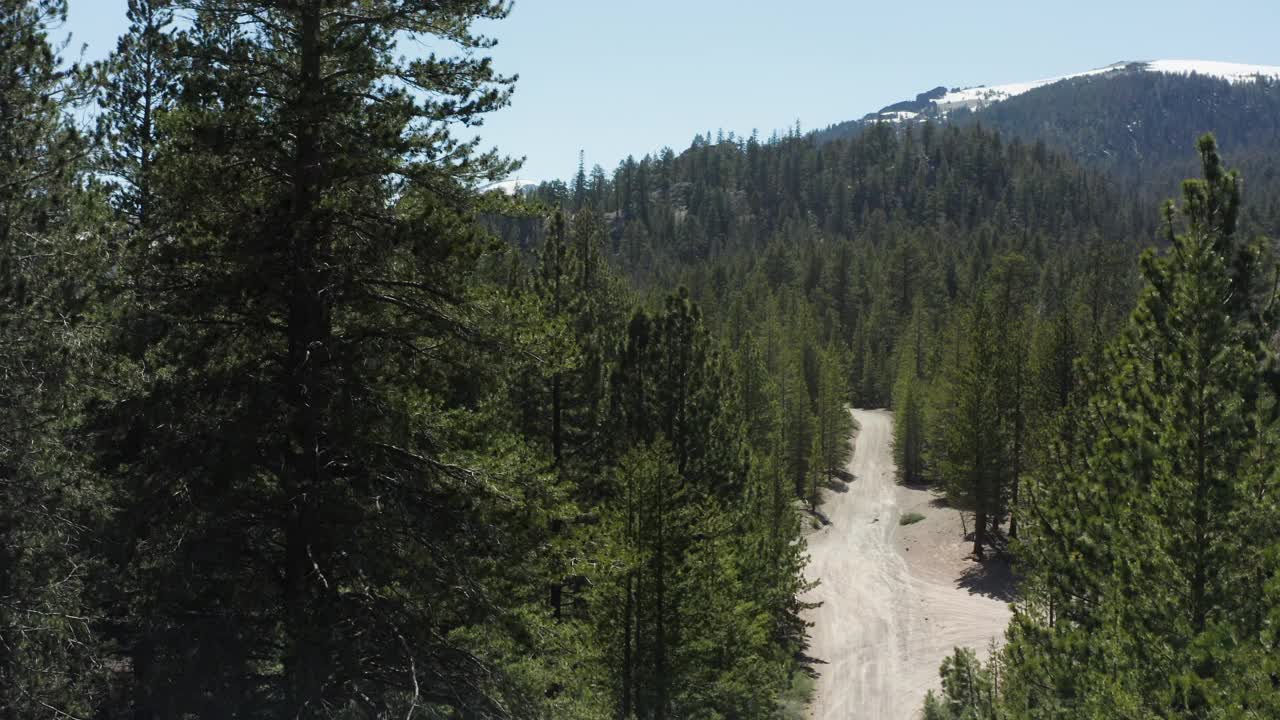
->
xmin=779 ymin=351 xmax=815 ymax=502
xmin=1004 ymin=136 xmax=1280 ymax=716
xmin=0 ymin=0 xmax=106 ymax=715
xmin=1029 ymin=307 xmax=1080 ymax=424
xmin=893 ymin=367 xmax=928 ymax=484
xmin=735 ymin=330 xmax=782 ymax=454
xmin=894 ymin=304 xmax=930 ymax=484
xmin=931 ymin=295 xmax=1003 ymax=558
xmin=608 ymin=440 xmax=686 ymax=720
xmin=524 ymin=209 xmax=623 ymax=481
xmin=572 ymin=150 xmax=588 ymax=211
xmin=93 ymin=1 xmax=549 ymax=715
xmin=921 ymin=647 xmax=1001 ymax=720
xmin=602 ymin=287 xmax=818 ymax=718
xmin=987 ymin=254 xmax=1034 ymax=538
xmin=813 ymin=346 xmax=853 ymax=493
xmin=98 ymin=0 xmax=175 ymax=228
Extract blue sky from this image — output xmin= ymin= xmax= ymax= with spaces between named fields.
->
xmin=60 ymin=1 xmax=1280 ymax=183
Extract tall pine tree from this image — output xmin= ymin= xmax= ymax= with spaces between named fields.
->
xmin=1004 ymin=136 xmax=1280 ymax=717
xmin=93 ymin=1 xmax=554 ymax=715
xmin=0 ymin=0 xmax=107 ymax=715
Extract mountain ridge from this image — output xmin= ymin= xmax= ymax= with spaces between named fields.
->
xmin=856 ymin=59 xmax=1280 ymax=123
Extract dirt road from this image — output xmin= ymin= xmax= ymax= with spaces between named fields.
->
xmin=804 ymin=409 xmax=1012 ymax=720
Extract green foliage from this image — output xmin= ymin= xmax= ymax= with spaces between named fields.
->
xmin=893 ymin=305 xmax=931 ymax=484
xmin=921 ymin=250 xmax=1047 ymax=555
xmin=779 ymin=347 xmax=816 ymax=502
xmin=777 ymin=670 xmax=816 ymax=720
xmin=900 ymin=512 xmax=926 ymax=526
xmin=513 ymin=119 xmax=1147 ymax=407
xmin=28 ymin=0 xmax=830 ymax=711
xmin=813 ymin=347 xmax=854 ymax=490
xmin=929 ymin=292 xmax=1004 ymax=557
xmin=921 ymin=647 xmax=1001 ymax=720
xmin=510 ymin=81 xmax=1162 ymax=719
xmin=820 ymin=70 xmax=1280 ymax=242
xmin=0 ymin=1 xmax=110 ymax=714
xmin=88 ymin=1 xmax=549 ymax=716
xmin=590 ymin=289 xmax=812 ymax=718
xmin=995 ymin=136 xmax=1280 ymax=717
xmin=952 ymin=72 xmax=1280 ymax=237
xmin=97 ymin=0 xmax=175 ymax=227
xmin=17 ymin=4 xmax=1268 ymax=719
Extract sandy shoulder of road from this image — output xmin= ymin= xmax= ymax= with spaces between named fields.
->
xmin=894 ymin=481 xmax=1018 ymax=604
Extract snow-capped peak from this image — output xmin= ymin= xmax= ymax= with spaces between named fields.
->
xmin=935 ymin=63 xmax=1130 ymax=111
xmin=1143 ymin=59 xmax=1280 ymax=82
xmin=935 ymin=60 xmax=1280 ymax=112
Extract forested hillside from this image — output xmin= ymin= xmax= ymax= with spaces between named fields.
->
xmin=520 ymin=122 xmax=1150 ymax=409
xmin=1 ymin=1 xmax=818 ymax=717
xmin=513 ymin=121 xmax=1156 ymax=571
xmin=4 ymin=2 xmax=1277 ymax=719
xmin=951 ymin=72 xmax=1280 ymax=233
xmin=515 ymin=65 xmax=1280 ymax=720
xmin=921 ymin=136 xmax=1280 ymax=719
xmin=511 ymin=101 xmax=1177 ymax=587
xmin=821 ymin=69 xmax=1280 ymax=237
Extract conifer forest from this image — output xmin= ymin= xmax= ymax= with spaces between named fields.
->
xmin=1 ymin=2 xmax=1278 ymax=718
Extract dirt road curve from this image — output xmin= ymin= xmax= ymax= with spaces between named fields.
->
xmin=804 ymin=409 xmax=1012 ymax=720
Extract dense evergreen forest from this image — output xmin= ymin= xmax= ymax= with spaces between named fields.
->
xmin=3 ymin=1 xmax=819 ymax=717
xmin=921 ymin=136 xmax=1280 ymax=719
xmin=496 ymin=54 xmax=1280 ymax=718
xmin=520 ymin=121 xmax=1149 ymax=408
xmin=820 ymin=70 xmax=1280 ymax=237
xmin=2 ymin=2 xmax=1277 ymax=719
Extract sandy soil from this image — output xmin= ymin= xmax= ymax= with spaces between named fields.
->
xmin=803 ymin=409 xmax=1013 ymax=720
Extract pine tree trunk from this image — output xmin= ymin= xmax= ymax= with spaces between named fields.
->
xmin=1008 ymin=479 xmax=1019 ymax=540
xmin=283 ymin=2 xmax=330 ymax=714
xmin=139 ymin=53 xmax=152 ymax=227
xmin=131 ymin=635 xmax=154 ymax=720
xmin=1009 ymin=411 xmax=1022 ymax=540
xmin=622 ymin=472 xmax=636 ymax=719
xmin=974 ymin=509 xmax=986 ymax=560
xmin=654 ymin=471 xmax=668 ymax=720
xmin=549 ymin=577 xmax=563 ymax=621
xmin=551 ymin=222 xmax=563 ymax=468
xmin=1009 ymin=342 xmax=1025 ymax=540
xmin=1192 ymin=381 xmax=1208 ymax=633
xmin=547 ymin=235 xmax=566 ymax=618
xmin=552 ymin=373 xmax=563 ymax=466
xmin=622 ymin=571 xmax=634 ymax=720
xmin=0 ymin=531 xmax=13 ymax=720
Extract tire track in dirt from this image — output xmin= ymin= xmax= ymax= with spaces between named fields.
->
xmin=804 ymin=409 xmax=1011 ymax=720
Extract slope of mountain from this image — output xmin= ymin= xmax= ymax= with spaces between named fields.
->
xmin=842 ymin=59 xmax=1280 ymax=126
xmin=514 ymin=118 xmax=1150 ymax=404
xmin=817 ymin=60 xmax=1280 ymax=236
xmin=933 ymin=62 xmax=1134 ymax=112
xmin=946 ymin=70 xmax=1280 ymax=168
xmin=935 ymin=59 xmax=1280 ymax=112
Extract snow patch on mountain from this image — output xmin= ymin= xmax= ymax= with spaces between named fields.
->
xmin=935 ymin=60 xmax=1280 ymax=113
xmin=871 ymin=110 xmax=919 ymax=122
xmin=1144 ymin=59 xmax=1280 ymax=82
xmin=937 ymin=62 xmax=1130 ymax=111
xmin=481 ymin=179 xmax=539 ymax=196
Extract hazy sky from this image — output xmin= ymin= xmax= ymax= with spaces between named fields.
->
xmin=60 ymin=1 xmax=1280 ymax=183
